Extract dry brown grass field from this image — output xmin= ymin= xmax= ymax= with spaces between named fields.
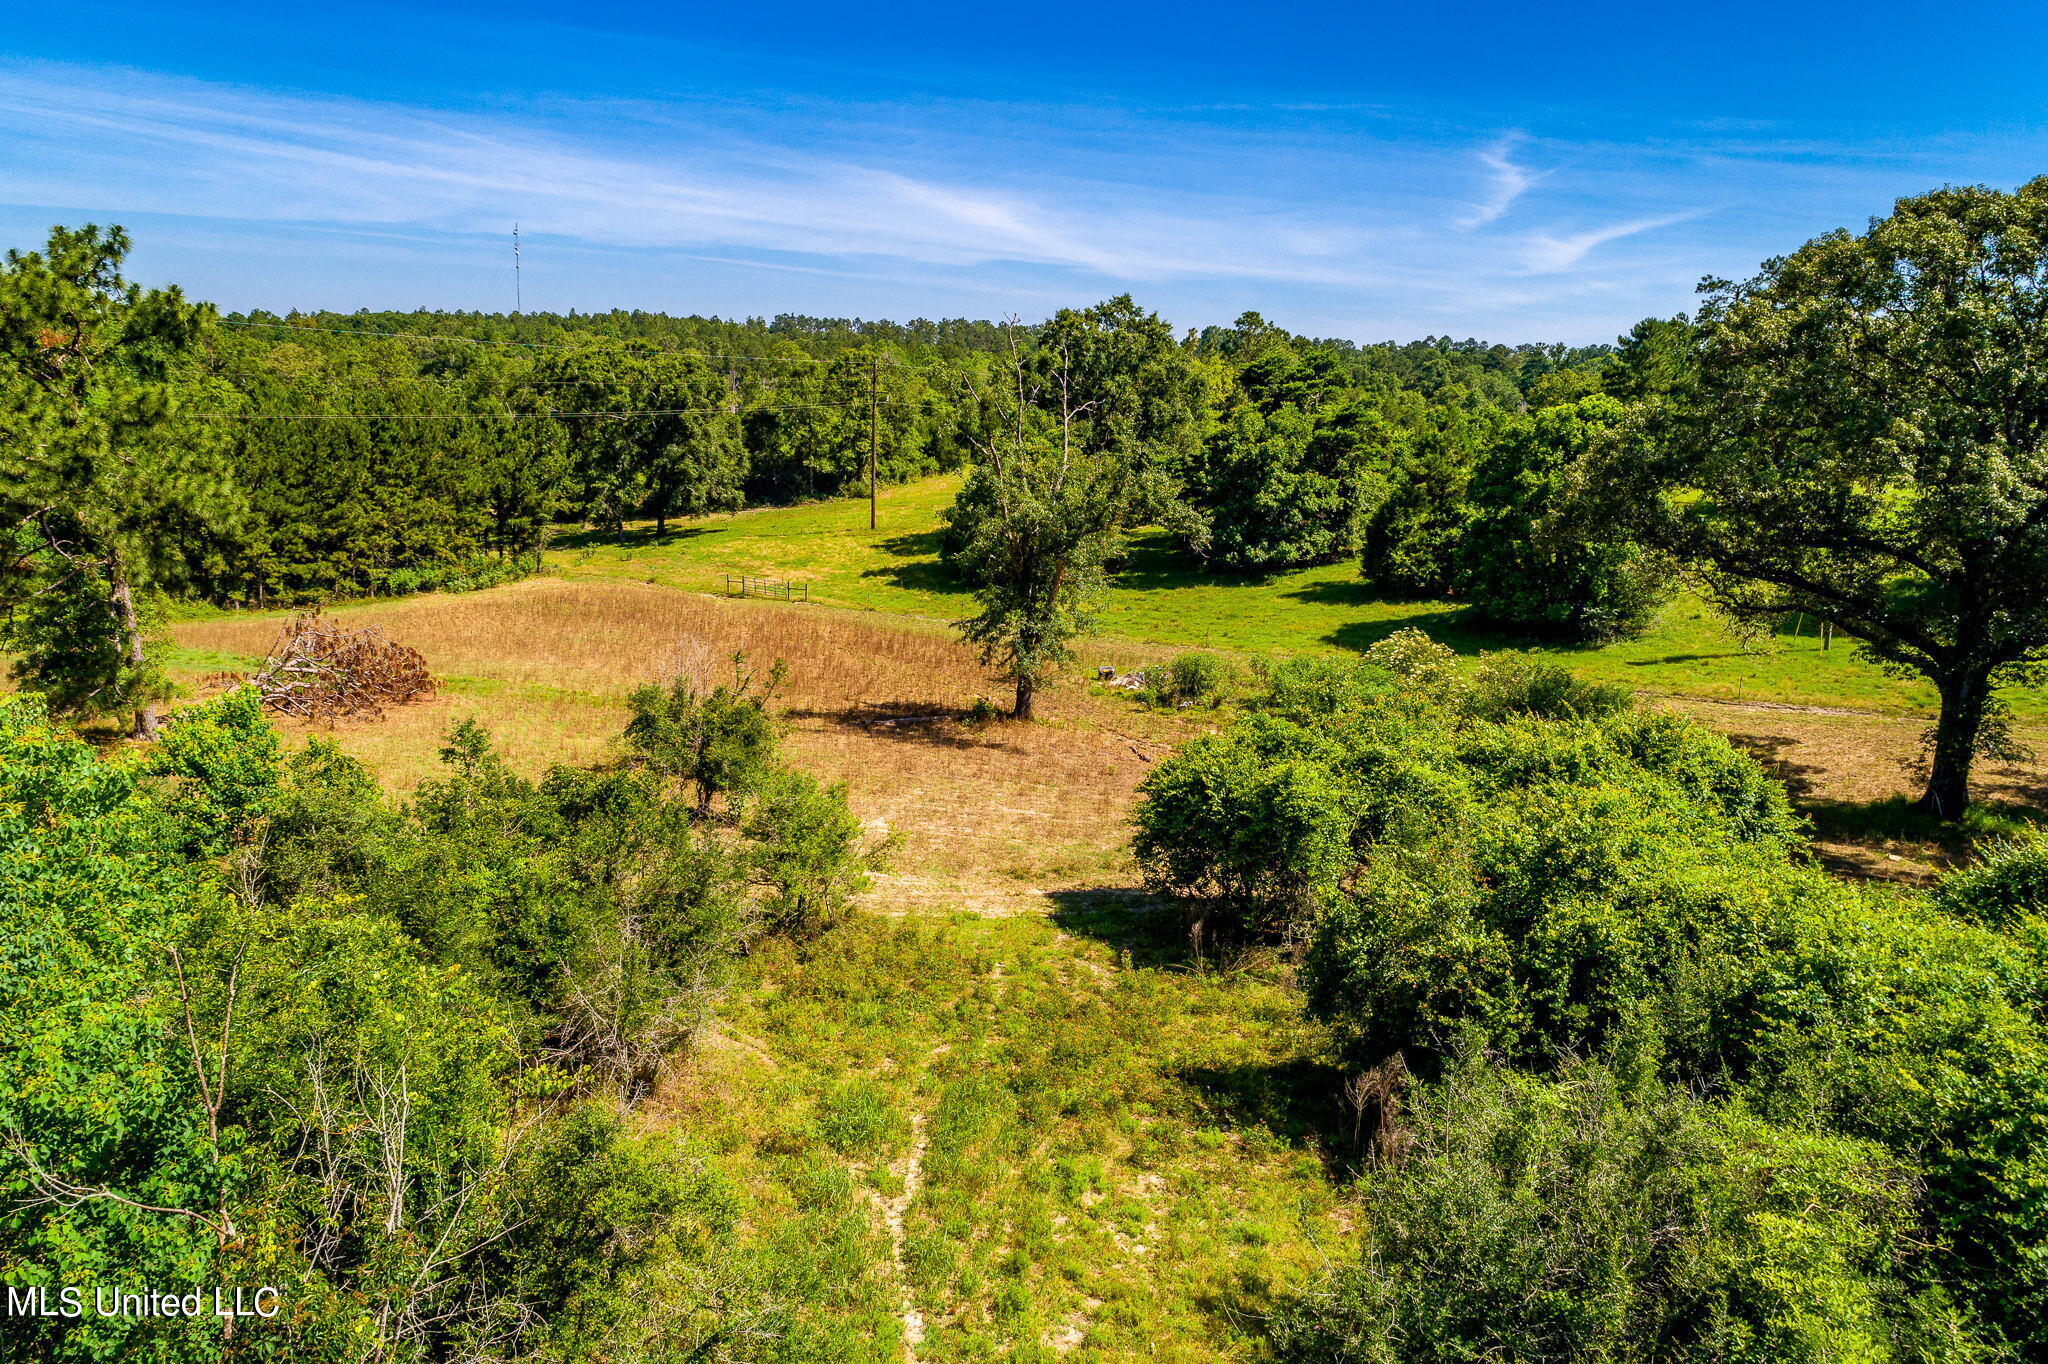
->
xmin=173 ymin=574 xmax=2048 ymax=902
xmin=173 ymin=577 xmax=1201 ymax=916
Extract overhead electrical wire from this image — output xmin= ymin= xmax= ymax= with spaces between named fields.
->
xmin=219 ymin=318 xmax=982 ymax=374
xmin=201 ymin=396 xmax=913 ymax=421
xmin=209 ymin=318 xmax=1004 ymax=427
xmin=223 ymin=317 xmax=828 ymax=361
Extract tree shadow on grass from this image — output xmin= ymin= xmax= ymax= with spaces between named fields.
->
xmin=1045 ymin=887 xmax=1185 ymax=967
xmin=1106 ymin=531 xmax=1230 ymax=593
xmin=1269 ymin=578 xmax=1536 ymax=657
xmin=1173 ymin=1057 xmax=1355 ymax=1177
xmin=858 ymin=530 xmax=970 ymax=600
xmin=786 ymin=702 xmax=1021 ymax=752
xmin=1045 ymin=889 xmax=1358 ymax=1175
xmin=1719 ymin=731 xmax=1828 ymax=802
xmin=1047 ymin=888 xmax=1316 ymax=973
xmin=1316 ymin=607 xmax=1531 ymax=658
xmin=554 ymin=523 xmax=721 ymax=552
xmin=1623 ymin=652 xmax=1752 ymax=667
xmin=1800 ymin=794 xmax=2041 ymax=852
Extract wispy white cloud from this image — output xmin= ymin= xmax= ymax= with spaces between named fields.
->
xmin=1458 ymin=133 xmax=1541 ymax=229
xmin=0 ymin=58 xmax=1873 ymax=339
xmin=0 ymin=63 xmax=1388 ymax=288
xmin=1520 ymin=214 xmax=1694 ymax=272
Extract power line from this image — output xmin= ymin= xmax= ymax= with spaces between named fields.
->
xmin=220 ymin=318 xmax=977 ymax=374
xmin=222 ymin=317 xmax=825 ymax=360
xmin=200 ymin=396 xmax=915 ymax=421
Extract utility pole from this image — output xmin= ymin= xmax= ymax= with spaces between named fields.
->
xmin=868 ymin=355 xmax=880 ymax=530
xmin=513 ymin=224 xmax=522 ymax=313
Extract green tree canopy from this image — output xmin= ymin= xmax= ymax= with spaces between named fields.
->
xmin=944 ymin=318 xmax=1146 ymax=718
xmin=1606 ymin=181 xmax=2048 ymax=815
xmin=0 ymin=224 xmax=241 ymax=736
xmin=1459 ymin=394 xmax=1669 ymax=642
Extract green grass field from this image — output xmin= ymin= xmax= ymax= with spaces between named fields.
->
xmin=557 ymin=474 xmax=2033 ymax=721
xmin=637 ymin=908 xmax=1351 ymax=1362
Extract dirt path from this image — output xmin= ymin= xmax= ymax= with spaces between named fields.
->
xmin=884 ymin=1110 xmax=929 ymax=1362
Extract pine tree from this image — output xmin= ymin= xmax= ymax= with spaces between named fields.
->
xmin=0 ymin=224 xmax=242 ymax=737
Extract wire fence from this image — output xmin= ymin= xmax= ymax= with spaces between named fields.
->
xmin=724 ymin=574 xmax=809 ymax=604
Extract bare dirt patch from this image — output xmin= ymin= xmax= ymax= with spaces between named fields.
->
xmin=1656 ymin=696 xmax=2048 ymax=883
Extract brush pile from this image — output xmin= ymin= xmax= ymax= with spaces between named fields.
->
xmin=251 ymin=608 xmax=435 ymax=721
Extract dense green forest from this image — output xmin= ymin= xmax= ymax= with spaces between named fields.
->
xmin=196 ymin=307 xmax=1599 ymax=595
xmin=200 ymin=299 xmax=1616 ymax=606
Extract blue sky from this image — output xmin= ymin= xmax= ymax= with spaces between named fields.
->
xmin=6 ymin=1 xmax=2048 ymax=343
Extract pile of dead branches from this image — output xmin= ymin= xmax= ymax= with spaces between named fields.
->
xmin=251 ymin=608 xmax=434 ymax=722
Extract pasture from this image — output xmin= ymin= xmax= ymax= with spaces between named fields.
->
xmin=160 ymin=488 xmax=2048 ymax=1357
xmin=558 ymin=473 xmax=2048 ymax=722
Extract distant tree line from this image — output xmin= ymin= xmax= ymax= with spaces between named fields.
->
xmin=204 ymin=309 xmax=987 ymax=599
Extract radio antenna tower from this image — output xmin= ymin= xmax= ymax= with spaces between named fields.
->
xmin=513 ymin=224 xmax=522 ymax=313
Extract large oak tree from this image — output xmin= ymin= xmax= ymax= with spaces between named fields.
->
xmin=1616 ymin=181 xmax=2048 ymax=815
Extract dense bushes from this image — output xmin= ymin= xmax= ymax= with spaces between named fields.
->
xmin=1458 ymin=395 xmax=1670 ymax=641
xmin=1271 ymin=1059 xmax=1981 ymax=1363
xmin=0 ymin=666 xmax=876 ymax=1361
xmin=1186 ymin=400 xmax=1391 ymax=570
xmin=1134 ymin=637 xmax=2048 ymax=1356
xmin=1164 ymin=317 xmax=1667 ymax=648
xmin=1355 ymin=408 xmax=1486 ymax=596
xmin=1134 ymin=634 xmax=1786 ymax=944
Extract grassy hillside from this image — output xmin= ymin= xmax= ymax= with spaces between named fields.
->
xmin=556 ymin=474 xmax=2032 ymax=721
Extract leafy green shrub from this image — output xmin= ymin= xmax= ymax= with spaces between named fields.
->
xmin=1145 ymin=645 xmax=2048 ymax=1344
xmin=1139 ymin=652 xmax=1233 ymax=708
xmin=1189 ymin=400 xmax=1389 ymax=570
xmin=0 ymin=675 xmax=892 ymax=1360
xmin=1137 ymin=646 xmax=1785 ymax=945
xmin=745 ymin=767 xmax=879 ymax=938
xmin=1300 ymin=783 xmax=1821 ymax=1077
xmin=1272 ymin=1058 xmax=1986 ymax=1363
xmin=1248 ymin=654 xmax=1402 ymax=724
xmin=1597 ymin=709 xmax=1803 ymax=846
xmin=1133 ymin=714 xmax=1372 ymax=939
xmin=1464 ymin=651 xmax=1633 ymax=723
xmin=1302 ymin=786 xmax=2048 ymax=1345
xmin=624 ymin=653 xmax=789 ymax=816
xmin=1358 ymin=413 xmax=1484 ymax=596
xmin=0 ymin=697 xmax=222 ymax=1363
xmin=1457 ymin=396 xmax=1670 ymax=642
xmin=1361 ymin=626 xmax=1462 ymax=688
xmin=1935 ymin=828 xmax=2048 ymax=929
